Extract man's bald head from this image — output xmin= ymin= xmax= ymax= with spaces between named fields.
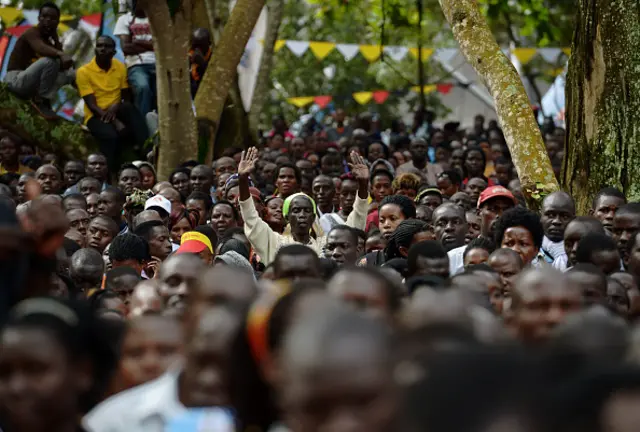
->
xmin=70 ymin=248 xmax=105 ymax=288
xmin=132 ymin=209 xmax=162 ymax=229
xmin=542 ymin=191 xmax=576 ymax=214
xmin=511 ymin=268 xmax=582 ymax=344
xmin=129 ymin=280 xmax=163 ymax=317
xmin=489 ymin=247 xmax=523 ymax=268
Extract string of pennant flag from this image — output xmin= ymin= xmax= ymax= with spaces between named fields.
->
xmin=273 ymin=39 xmax=571 ymax=65
xmin=286 ymin=83 xmax=456 ymax=108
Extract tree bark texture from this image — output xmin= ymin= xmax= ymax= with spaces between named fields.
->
xmin=140 ymin=0 xmax=197 ymax=180
xmin=249 ymin=0 xmax=284 ymax=134
xmin=195 ymin=0 xmax=266 ymax=164
xmin=438 ymin=0 xmax=558 ymax=209
xmin=0 ymin=84 xmax=98 ymax=160
xmin=564 ymin=0 xmax=640 ymax=214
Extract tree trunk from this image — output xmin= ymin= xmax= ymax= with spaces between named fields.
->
xmin=438 ymin=0 xmax=558 ymax=209
xmin=194 ymin=0 xmax=266 ymax=164
xmin=249 ymin=0 xmax=284 ymax=135
xmin=564 ymin=0 xmax=640 ymax=214
xmin=140 ymin=0 xmax=197 ymax=180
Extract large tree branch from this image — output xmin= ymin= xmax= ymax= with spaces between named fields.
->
xmin=438 ymin=0 xmax=558 ymax=208
xmin=194 ymin=0 xmax=266 ymax=164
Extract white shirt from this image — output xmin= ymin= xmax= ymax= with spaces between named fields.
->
xmin=448 ymin=244 xmax=466 ymax=276
xmin=542 ymin=236 xmax=568 ymax=271
xmin=84 ymin=367 xmax=233 ymax=432
xmin=114 ymin=12 xmax=156 ymax=68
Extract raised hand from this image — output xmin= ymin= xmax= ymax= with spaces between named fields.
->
xmin=349 ymin=151 xmax=370 ymax=182
xmin=238 ymin=147 xmax=259 ymax=177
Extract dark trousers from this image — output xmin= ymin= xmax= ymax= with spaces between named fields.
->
xmin=87 ymin=102 xmax=149 ymax=172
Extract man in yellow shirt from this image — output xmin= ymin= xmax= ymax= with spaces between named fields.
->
xmin=76 ymin=36 xmax=148 ymax=172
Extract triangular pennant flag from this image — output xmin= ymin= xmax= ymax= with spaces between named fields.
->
xmin=60 ymin=14 xmax=75 ymax=22
xmin=336 ymin=44 xmax=360 ymax=61
xmin=409 ymin=48 xmax=434 ymax=61
xmin=437 ymin=83 xmax=454 ymax=95
xmin=274 ymin=40 xmax=286 ymax=52
xmin=411 ymin=85 xmax=437 ymax=94
xmin=0 ymin=7 xmax=23 ymax=25
xmin=285 ymin=40 xmax=310 ymax=57
xmin=309 ymin=41 xmax=336 ymax=60
xmin=372 ymin=90 xmax=390 ymax=104
xmin=353 ymin=91 xmax=373 ymax=105
xmin=546 ymin=67 xmax=565 ymax=77
xmin=287 ymin=97 xmax=315 ymax=108
xmin=537 ymin=48 xmax=562 ymax=63
xmin=314 ymin=96 xmax=332 ymax=108
xmin=512 ymin=48 xmax=538 ymax=64
xmin=383 ymin=46 xmax=409 ymax=62
xmin=21 ymin=10 xmax=39 ymax=25
xmin=562 ymin=48 xmax=571 ymax=57
xmin=359 ymin=45 xmax=382 ymax=62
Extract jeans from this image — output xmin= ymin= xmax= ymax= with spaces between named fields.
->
xmin=87 ymin=102 xmax=150 ymax=172
xmin=5 ymin=57 xmax=75 ymax=101
xmin=127 ymin=63 xmax=156 ymax=117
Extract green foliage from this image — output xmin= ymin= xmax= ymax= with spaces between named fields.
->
xmin=266 ymin=0 xmax=453 ymax=128
xmin=0 ymin=84 xmax=98 ymax=160
xmin=478 ymin=0 xmax=575 ymax=47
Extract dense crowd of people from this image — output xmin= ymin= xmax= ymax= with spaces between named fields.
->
xmin=0 ymin=3 xmax=640 ymax=432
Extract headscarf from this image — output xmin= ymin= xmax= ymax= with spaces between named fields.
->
xmin=415 ymin=187 xmax=443 ymax=203
xmin=215 ymin=251 xmax=256 ymax=280
xmin=282 ymin=192 xmax=317 ymax=218
xmin=132 ymin=161 xmax=156 ymax=179
xmin=371 ymin=158 xmax=395 ymax=177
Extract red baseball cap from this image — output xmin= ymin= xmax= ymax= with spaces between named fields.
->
xmin=477 ymin=186 xmax=517 ymax=208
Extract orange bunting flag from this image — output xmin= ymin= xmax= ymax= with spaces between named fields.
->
xmin=372 ymin=90 xmax=390 ymax=104
xmin=314 ymin=96 xmax=333 ymax=108
xmin=436 ymin=83 xmax=454 ymax=95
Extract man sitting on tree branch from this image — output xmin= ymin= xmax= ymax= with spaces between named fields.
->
xmin=4 ymin=2 xmax=75 ymax=118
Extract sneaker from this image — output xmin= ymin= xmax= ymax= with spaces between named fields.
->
xmin=31 ymin=99 xmax=58 ymax=120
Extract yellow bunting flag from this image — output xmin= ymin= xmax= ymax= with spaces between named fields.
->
xmin=411 ymin=85 xmax=437 ymax=94
xmin=0 ymin=7 xmax=23 ymax=25
xmin=359 ymin=45 xmax=382 ymax=62
xmin=309 ymin=41 xmax=336 ymax=60
xmin=512 ymin=48 xmax=538 ymax=65
xmin=353 ymin=91 xmax=373 ymax=105
xmin=59 ymin=14 xmax=75 ymax=21
xmin=287 ymin=97 xmax=315 ymax=108
xmin=562 ymin=48 xmax=571 ymax=57
xmin=409 ymin=48 xmax=434 ymax=61
xmin=274 ymin=40 xmax=286 ymax=52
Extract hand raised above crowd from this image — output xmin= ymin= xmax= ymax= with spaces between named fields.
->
xmin=238 ymin=147 xmax=259 ymax=177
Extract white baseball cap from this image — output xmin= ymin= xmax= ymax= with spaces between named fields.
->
xmin=144 ymin=195 xmax=171 ymax=215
